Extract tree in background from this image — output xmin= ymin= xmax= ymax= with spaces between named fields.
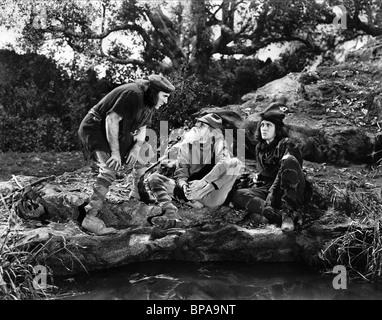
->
xmin=1 ymin=0 xmax=381 ymax=77
xmin=1 ymin=0 xmax=382 ymax=152
xmin=0 ymin=50 xmax=113 ymax=152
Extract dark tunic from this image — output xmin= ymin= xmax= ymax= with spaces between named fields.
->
xmin=78 ymin=81 xmax=153 ymax=161
xmin=256 ymin=137 xmax=303 ymax=183
xmin=231 ymin=136 xmax=306 ymax=213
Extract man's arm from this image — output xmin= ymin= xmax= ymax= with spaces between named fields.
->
xmin=196 ymin=139 xmax=230 ymax=189
xmin=173 ymin=143 xmax=191 ymax=195
xmin=105 ymin=111 xmax=123 ymax=170
xmin=134 ymin=125 xmax=147 ymax=145
xmin=126 ymin=125 xmax=146 ymax=165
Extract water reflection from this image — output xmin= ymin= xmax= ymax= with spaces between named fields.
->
xmin=55 ymin=261 xmax=382 ymax=300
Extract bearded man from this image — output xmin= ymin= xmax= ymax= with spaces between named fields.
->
xmin=146 ymin=113 xmax=244 ymax=229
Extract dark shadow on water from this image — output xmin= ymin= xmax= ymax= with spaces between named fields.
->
xmin=53 ymin=261 xmax=382 ymax=300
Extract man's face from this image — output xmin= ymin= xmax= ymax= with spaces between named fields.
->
xmin=183 ymin=121 xmax=211 ymax=143
xmin=155 ymin=92 xmax=170 ymax=109
xmin=260 ymin=120 xmax=276 ymax=143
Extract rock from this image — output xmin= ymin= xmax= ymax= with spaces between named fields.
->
xmin=2 ymin=40 xmax=382 ymax=278
xmin=241 ymin=73 xmax=301 ymax=111
xmin=1 ymin=160 xmax=374 ymax=277
xmin=234 ymin=40 xmax=382 ymax=165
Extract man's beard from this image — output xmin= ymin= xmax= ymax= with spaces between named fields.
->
xmin=182 ymin=126 xmax=211 ymax=144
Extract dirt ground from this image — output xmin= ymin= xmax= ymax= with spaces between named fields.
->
xmin=0 ymin=151 xmax=87 ymax=182
xmin=1 ymin=151 xmax=381 ymax=200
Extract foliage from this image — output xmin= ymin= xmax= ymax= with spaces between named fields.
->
xmin=320 ymin=183 xmax=382 ymax=282
xmin=0 ymin=192 xmax=55 ymax=301
xmin=0 ymin=115 xmax=78 ymax=152
xmin=0 ymin=44 xmax=317 ymax=152
xmin=151 ymin=70 xmax=214 ymax=132
xmin=0 ymin=50 xmax=116 ymax=152
xmin=0 ymin=50 xmax=69 ymax=119
xmin=0 ymin=229 xmax=54 ymax=300
xmin=2 ymin=0 xmax=381 ymax=76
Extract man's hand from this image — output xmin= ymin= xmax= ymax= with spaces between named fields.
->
xmin=188 ymin=179 xmax=208 ymax=193
xmin=106 ymin=152 xmax=122 ymax=171
xmin=182 ymin=184 xmax=190 ymax=200
xmin=248 ymin=173 xmax=259 ymax=188
xmin=125 ymin=143 xmax=140 ymax=165
xmin=186 ymin=179 xmax=213 ymax=201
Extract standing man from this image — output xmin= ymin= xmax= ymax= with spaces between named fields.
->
xmin=78 ymin=74 xmax=175 ymax=235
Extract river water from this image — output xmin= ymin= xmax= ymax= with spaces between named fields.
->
xmin=53 ymin=261 xmax=382 ymax=300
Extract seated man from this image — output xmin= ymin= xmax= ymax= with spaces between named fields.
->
xmin=146 ymin=113 xmax=244 ymax=229
xmin=231 ymin=108 xmax=306 ymax=232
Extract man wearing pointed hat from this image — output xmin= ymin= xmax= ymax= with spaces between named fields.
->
xmin=78 ymin=74 xmax=175 ymax=235
xmin=145 ymin=112 xmax=244 ymax=229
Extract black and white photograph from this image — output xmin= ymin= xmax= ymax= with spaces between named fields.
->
xmin=0 ymin=0 xmax=382 ymax=305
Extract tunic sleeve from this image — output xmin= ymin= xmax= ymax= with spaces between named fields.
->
xmin=107 ymin=90 xmax=139 ymax=119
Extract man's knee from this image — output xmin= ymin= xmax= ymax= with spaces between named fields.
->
xmin=137 ymin=141 xmax=155 ymax=165
xmin=147 ymin=172 xmax=166 ymax=187
xmin=281 ymin=154 xmax=300 ymax=169
xmin=231 ymin=189 xmax=253 ymax=210
xmin=225 ymin=158 xmax=244 ymax=176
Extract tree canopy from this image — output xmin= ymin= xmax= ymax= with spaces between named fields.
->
xmin=1 ymin=0 xmax=381 ymax=76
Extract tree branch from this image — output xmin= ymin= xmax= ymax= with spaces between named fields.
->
xmin=145 ymin=7 xmax=185 ymax=68
xmin=216 ymin=35 xmax=321 ymax=56
xmin=96 ymin=50 xmax=146 ymax=66
xmin=46 ymin=22 xmax=150 ymax=41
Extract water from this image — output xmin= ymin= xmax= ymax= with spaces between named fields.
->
xmin=53 ymin=261 xmax=382 ymax=300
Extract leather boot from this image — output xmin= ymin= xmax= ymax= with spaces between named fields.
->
xmin=128 ymin=166 xmax=156 ymax=202
xmin=151 ymin=201 xmax=184 ymax=229
xmin=280 ymin=210 xmax=294 ymax=232
xmin=247 ymin=212 xmax=269 ymax=226
xmin=81 ymin=216 xmax=118 ymax=235
xmin=85 ymin=179 xmax=110 ymax=216
xmin=262 ymin=206 xmax=282 ymax=225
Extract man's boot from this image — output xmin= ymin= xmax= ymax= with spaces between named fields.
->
xmin=280 ymin=209 xmax=294 ymax=232
xmin=262 ymin=206 xmax=282 ymax=225
xmin=128 ymin=165 xmax=155 ymax=202
xmin=280 ymin=200 xmax=297 ymax=232
xmin=82 ymin=179 xmax=118 ymax=235
xmin=82 ymin=215 xmax=118 ymax=235
xmin=151 ymin=201 xmax=184 ymax=229
xmin=247 ymin=212 xmax=269 ymax=226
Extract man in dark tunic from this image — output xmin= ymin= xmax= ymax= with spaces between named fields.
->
xmin=78 ymin=74 xmax=175 ymax=235
xmin=231 ymin=108 xmax=306 ymax=232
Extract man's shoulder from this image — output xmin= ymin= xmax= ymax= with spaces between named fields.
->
xmin=279 ymin=136 xmax=301 ymax=147
xmin=113 ymin=82 xmax=142 ymax=95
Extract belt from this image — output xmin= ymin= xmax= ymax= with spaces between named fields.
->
xmin=88 ymin=107 xmax=102 ymax=121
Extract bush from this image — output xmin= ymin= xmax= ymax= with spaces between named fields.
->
xmin=0 ymin=115 xmax=78 ymax=152
xmin=151 ymin=70 xmax=216 ymax=132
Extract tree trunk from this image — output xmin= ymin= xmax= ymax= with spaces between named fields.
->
xmin=189 ymin=0 xmax=213 ymax=77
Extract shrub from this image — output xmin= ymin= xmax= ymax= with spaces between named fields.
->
xmin=151 ymin=70 xmax=215 ymax=132
xmin=0 ymin=116 xmax=78 ymax=152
